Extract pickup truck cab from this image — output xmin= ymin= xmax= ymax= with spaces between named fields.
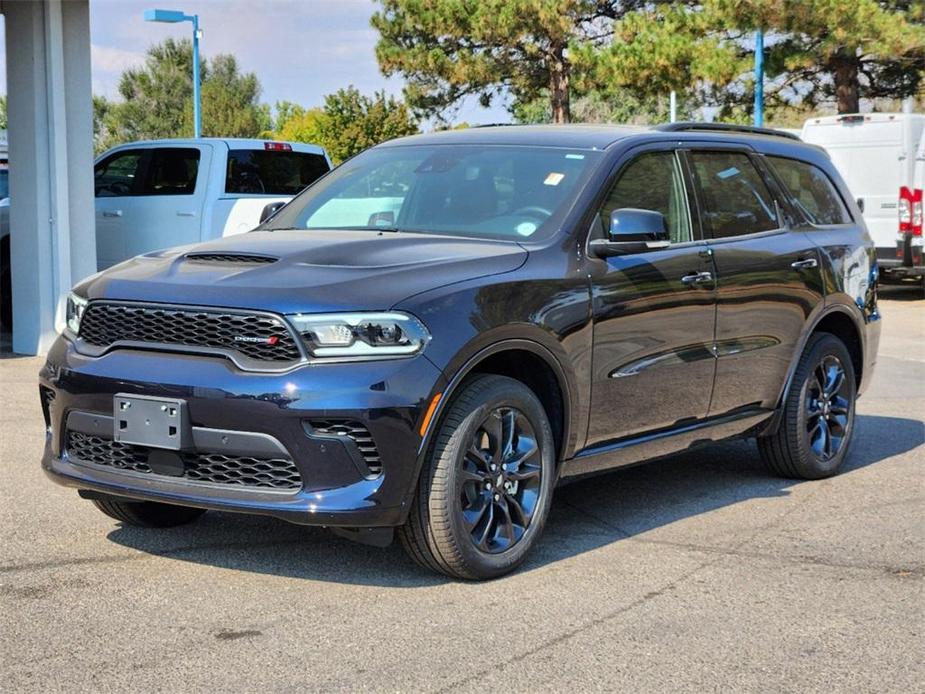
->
xmin=94 ymin=138 xmax=331 ymax=269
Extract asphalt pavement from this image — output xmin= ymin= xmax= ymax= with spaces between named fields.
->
xmin=2 ymin=284 xmax=923 ymax=693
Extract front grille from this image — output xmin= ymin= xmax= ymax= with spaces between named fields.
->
xmin=310 ymin=420 xmax=382 ymax=476
xmin=66 ymin=430 xmax=302 ymax=490
xmin=184 ymin=253 xmax=278 ymax=264
xmin=78 ymin=303 xmax=301 ymax=364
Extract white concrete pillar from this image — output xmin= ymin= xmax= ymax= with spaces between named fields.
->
xmin=3 ymin=0 xmax=95 ymax=354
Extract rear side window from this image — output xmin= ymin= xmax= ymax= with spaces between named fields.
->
xmin=139 ymin=148 xmax=201 ymax=196
xmin=767 ymin=156 xmax=851 ymax=225
xmin=95 ymin=149 xmax=144 ymax=197
xmin=225 ymin=150 xmax=330 ymax=195
xmin=689 ymin=151 xmax=780 ymax=238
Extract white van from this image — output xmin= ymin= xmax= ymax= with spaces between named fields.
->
xmin=801 ymin=113 xmax=925 ymax=277
xmin=94 ymin=138 xmax=331 ymax=269
xmin=895 ymin=133 xmax=924 ymax=281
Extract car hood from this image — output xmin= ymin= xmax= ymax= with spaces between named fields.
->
xmin=79 ymin=230 xmax=528 ymax=313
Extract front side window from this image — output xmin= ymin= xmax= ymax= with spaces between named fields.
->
xmin=767 ymin=156 xmax=851 ymax=225
xmin=94 ymin=150 xmax=144 ymax=197
xmin=138 ymin=148 xmax=201 ymax=196
xmin=599 ymin=151 xmax=692 ymax=244
xmin=265 ymin=144 xmax=602 ymax=241
xmin=690 ymin=151 xmax=780 ymax=238
xmin=225 ymin=150 xmax=330 ymax=195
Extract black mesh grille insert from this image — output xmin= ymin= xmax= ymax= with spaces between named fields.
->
xmin=310 ymin=420 xmax=382 ymax=476
xmin=66 ymin=431 xmax=302 ymax=490
xmin=78 ymin=303 xmax=301 ymax=363
xmin=184 ymin=253 xmax=278 ymax=264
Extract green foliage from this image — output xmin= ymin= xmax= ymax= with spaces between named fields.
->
xmin=372 ymin=0 xmax=635 ymax=123
xmin=514 ymin=88 xmax=693 ymax=125
xmin=0 ymin=95 xmax=7 ymax=130
xmin=588 ymin=0 xmax=925 ymax=115
xmin=98 ymin=38 xmax=266 ymax=149
xmin=271 ymin=87 xmax=418 ymax=164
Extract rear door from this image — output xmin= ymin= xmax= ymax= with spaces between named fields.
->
xmin=685 ymin=148 xmax=825 ymax=417
xmin=587 ymin=146 xmax=717 ymax=444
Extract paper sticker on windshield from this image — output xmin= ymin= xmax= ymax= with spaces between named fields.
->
xmin=717 ymin=167 xmax=740 ymax=180
xmin=544 ymin=172 xmax=565 ymax=186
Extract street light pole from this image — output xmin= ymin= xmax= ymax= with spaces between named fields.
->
xmin=143 ymin=8 xmax=203 ymax=138
xmin=191 ymin=13 xmax=201 ymax=138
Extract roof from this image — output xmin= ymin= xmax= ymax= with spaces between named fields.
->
xmin=381 ymin=124 xmax=647 ymax=150
xmin=380 ymin=122 xmax=818 ymax=151
xmin=100 ymin=138 xmax=328 ymax=156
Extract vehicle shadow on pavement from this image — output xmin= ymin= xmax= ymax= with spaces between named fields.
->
xmin=878 ymin=284 xmax=924 ymax=301
xmin=106 ymin=413 xmax=923 ymax=586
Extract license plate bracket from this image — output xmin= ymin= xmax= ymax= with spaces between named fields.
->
xmin=113 ymin=394 xmax=191 ymax=450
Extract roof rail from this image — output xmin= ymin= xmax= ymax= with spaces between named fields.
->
xmin=653 ymin=122 xmax=801 ymax=141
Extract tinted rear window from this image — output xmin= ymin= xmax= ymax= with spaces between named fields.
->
xmin=225 ymin=149 xmax=330 ymax=195
xmin=767 ymin=156 xmax=851 ymax=225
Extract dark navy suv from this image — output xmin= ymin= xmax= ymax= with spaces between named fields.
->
xmin=40 ymin=123 xmax=880 ymax=579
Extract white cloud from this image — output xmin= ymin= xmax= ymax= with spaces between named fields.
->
xmin=90 ymin=44 xmax=145 ymax=74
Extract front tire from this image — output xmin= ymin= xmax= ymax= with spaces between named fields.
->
xmin=91 ymin=497 xmax=206 ymax=528
xmin=758 ymin=332 xmax=857 ymax=479
xmin=399 ymin=375 xmax=556 ymax=580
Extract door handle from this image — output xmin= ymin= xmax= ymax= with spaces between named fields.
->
xmin=176 ymin=211 xmax=196 ymax=217
xmin=791 ymin=258 xmax=818 ymax=270
xmin=680 ymin=271 xmax=713 ymax=286
xmin=101 ymin=210 xmax=123 ymax=218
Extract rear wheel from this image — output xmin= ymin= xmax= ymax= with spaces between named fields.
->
xmin=758 ymin=332 xmax=857 ymax=479
xmin=91 ymin=496 xmax=206 ymax=528
xmin=399 ymin=375 xmax=556 ymax=580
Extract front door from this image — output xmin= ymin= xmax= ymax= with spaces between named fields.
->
xmin=685 ymin=149 xmax=825 ymax=416
xmin=587 ymin=148 xmax=717 ymax=445
xmin=94 ymin=145 xmax=212 ymax=269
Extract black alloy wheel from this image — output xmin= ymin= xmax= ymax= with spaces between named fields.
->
xmin=758 ymin=332 xmax=857 ymax=479
xmin=803 ymin=354 xmax=852 ymax=462
xmin=460 ymin=406 xmax=543 ymax=554
xmin=399 ymin=374 xmax=556 ymax=580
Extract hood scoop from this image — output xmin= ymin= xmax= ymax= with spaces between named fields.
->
xmin=184 ymin=252 xmax=278 ymax=265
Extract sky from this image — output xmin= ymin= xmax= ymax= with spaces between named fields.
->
xmin=0 ymin=0 xmax=512 ymax=126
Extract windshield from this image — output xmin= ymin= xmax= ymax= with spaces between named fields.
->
xmin=265 ymin=144 xmax=601 ymax=241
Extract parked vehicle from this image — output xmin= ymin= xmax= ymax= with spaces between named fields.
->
xmin=896 ymin=133 xmax=924 ymax=283
xmin=801 ymin=113 xmax=924 ymax=281
xmin=41 ymin=123 xmax=881 ymax=579
xmin=94 ymin=138 xmax=331 ymax=269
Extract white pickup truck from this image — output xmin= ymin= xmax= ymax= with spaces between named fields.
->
xmin=94 ymin=138 xmax=331 ymax=269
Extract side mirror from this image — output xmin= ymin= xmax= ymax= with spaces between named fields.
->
xmin=259 ymin=201 xmax=286 ymax=224
xmin=590 ymin=208 xmax=670 ymax=257
xmin=856 ymin=197 xmax=865 ymax=213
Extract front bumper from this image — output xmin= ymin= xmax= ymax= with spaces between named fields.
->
xmin=40 ymin=337 xmax=445 ymax=527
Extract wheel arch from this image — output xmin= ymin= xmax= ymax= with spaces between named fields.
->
xmin=418 ymin=339 xmax=574 ymax=465
xmin=761 ymin=304 xmax=865 ymax=436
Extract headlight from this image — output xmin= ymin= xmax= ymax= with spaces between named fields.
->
xmin=287 ymin=312 xmax=430 ymax=359
xmin=65 ymin=293 xmax=89 ymax=336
